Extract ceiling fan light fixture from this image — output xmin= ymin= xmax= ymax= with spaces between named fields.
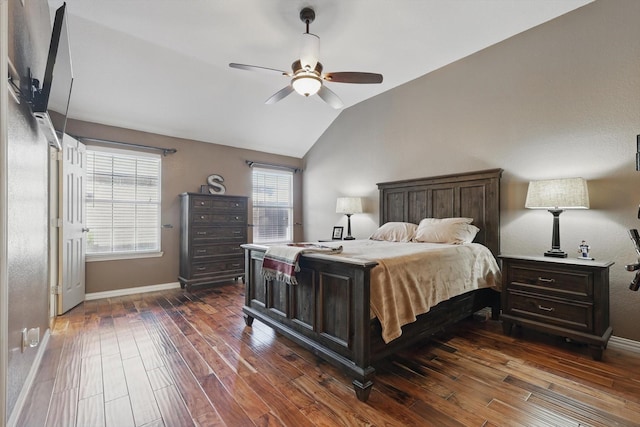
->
xmin=292 ymin=74 xmax=322 ymax=97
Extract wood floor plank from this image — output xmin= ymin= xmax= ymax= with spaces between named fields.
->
xmin=122 ymin=356 xmax=162 ymax=426
xmin=200 ymin=373 xmax=255 ymax=427
xmin=162 ymin=348 xmax=223 ymax=424
xmin=79 ymin=353 xmax=103 ymax=399
xmin=132 ymin=324 xmax=165 ymax=371
xmin=242 ymin=371 xmax=317 ymax=427
xmin=105 ymin=395 xmax=136 ymax=427
xmin=45 ymin=387 xmax=78 ymax=427
xmin=52 ymin=336 xmax=82 ymax=393
xmin=77 ymin=393 xmax=106 ymax=427
xmin=146 ymin=366 xmax=174 ymax=391
xmin=100 ymin=329 xmax=121 ymax=357
xmin=505 ymin=374 xmax=639 ymax=427
xmin=154 ymin=384 xmax=195 ymax=427
xmin=115 ymin=327 xmax=141 ymax=360
xmin=102 ymin=353 xmax=129 ymax=402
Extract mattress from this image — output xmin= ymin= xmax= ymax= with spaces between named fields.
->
xmin=313 ymin=239 xmax=502 ymax=343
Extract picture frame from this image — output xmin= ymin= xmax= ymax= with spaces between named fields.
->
xmin=332 ymin=226 xmax=344 ymax=240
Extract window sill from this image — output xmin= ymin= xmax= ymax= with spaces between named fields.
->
xmin=86 ymin=251 xmax=164 ymax=262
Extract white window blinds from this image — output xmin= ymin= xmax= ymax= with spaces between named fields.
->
xmin=252 ymin=167 xmax=293 ymax=243
xmin=85 ymin=146 xmax=161 ymax=256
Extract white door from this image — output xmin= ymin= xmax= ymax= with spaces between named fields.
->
xmin=58 ymin=135 xmax=86 ymax=314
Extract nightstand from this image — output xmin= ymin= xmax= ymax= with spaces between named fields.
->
xmin=499 ymin=255 xmax=613 ymax=360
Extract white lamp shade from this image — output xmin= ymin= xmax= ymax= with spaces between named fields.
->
xmin=525 ymin=177 xmax=590 ymax=209
xmin=336 ymin=197 xmax=363 ymax=214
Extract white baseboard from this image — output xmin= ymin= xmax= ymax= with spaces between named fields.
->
xmin=84 ymin=281 xmax=181 ymax=301
xmin=7 ymin=329 xmax=51 ymax=427
xmin=608 ymin=335 xmax=640 ymax=354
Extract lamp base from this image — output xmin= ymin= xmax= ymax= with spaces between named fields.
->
xmin=544 ymin=249 xmax=567 ymax=258
xmin=343 ymin=236 xmax=355 ymax=240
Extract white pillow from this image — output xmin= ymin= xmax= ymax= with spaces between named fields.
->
xmin=369 ymin=222 xmax=418 ymax=242
xmin=414 ymin=217 xmax=479 ymax=244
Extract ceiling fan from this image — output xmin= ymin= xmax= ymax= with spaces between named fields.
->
xmin=229 ymin=7 xmax=383 ymax=109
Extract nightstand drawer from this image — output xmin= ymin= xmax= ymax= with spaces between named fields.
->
xmin=506 ymin=290 xmax=593 ymax=332
xmin=509 ymin=265 xmax=592 ymax=299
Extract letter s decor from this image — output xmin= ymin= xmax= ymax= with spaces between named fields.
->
xmin=207 ymin=174 xmax=226 ymax=194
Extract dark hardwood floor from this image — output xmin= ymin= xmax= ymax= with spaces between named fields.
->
xmin=17 ymin=282 xmax=640 ymax=426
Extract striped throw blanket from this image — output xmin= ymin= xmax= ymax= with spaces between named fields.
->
xmin=262 ymin=243 xmax=343 ymax=285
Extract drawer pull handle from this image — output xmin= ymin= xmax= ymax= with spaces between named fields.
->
xmin=200 ymin=215 xmax=206 ymax=219
xmin=197 ymin=267 xmax=207 ymax=271
xmin=196 ymin=231 xmax=207 ymax=236
xmin=538 ymin=305 xmax=555 ymax=312
xmin=231 ymin=263 xmax=240 ymax=267
xmin=200 ymin=201 xmax=205 ymax=206
xmin=196 ymin=249 xmax=207 ymax=254
xmin=537 ymin=277 xmax=555 ymax=284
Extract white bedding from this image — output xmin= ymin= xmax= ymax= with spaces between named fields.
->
xmin=313 ymin=240 xmax=502 ymax=343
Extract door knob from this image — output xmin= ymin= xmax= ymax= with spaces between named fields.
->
xmin=82 ymin=227 xmax=90 ymax=232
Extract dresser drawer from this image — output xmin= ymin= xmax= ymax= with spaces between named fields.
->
xmin=508 ymin=265 xmax=592 ymax=299
xmin=192 ymin=243 xmax=243 ymax=259
xmin=191 ymin=212 xmax=246 ymax=226
xmin=191 ymin=258 xmax=244 ymax=278
xmin=191 ymin=226 xmax=246 ymax=242
xmin=191 ymin=196 xmax=246 ymax=212
xmin=505 ymin=290 xmax=593 ymax=332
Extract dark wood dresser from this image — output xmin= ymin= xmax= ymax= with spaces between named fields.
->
xmin=179 ymin=193 xmax=248 ymax=291
xmin=499 ymin=255 xmax=613 ymax=360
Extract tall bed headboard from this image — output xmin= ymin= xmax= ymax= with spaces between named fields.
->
xmin=377 ymin=168 xmax=502 ymax=255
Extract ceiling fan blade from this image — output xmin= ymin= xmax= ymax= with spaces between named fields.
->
xmin=229 ymin=63 xmax=290 ymax=76
xmin=265 ymin=85 xmax=294 ymax=105
xmin=317 ymin=86 xmax=343 ymax=109
xmin=299 ymin=33 xmax=319 ymax=70
xmin=323 ymin=72 xmax=383 ymax=84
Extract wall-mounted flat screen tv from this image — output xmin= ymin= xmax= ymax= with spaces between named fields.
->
xmin=30 ymin=2 xmax=73 ymax=150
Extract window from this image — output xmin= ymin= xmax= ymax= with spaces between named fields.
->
xmin=252 ymin=167 xmax=293 ymax=243
xmin=85 ymin=146 xmax=161 ymax=258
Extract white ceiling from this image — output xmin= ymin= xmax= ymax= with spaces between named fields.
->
xmin=49 ymin=0 xmax=592 ymax=158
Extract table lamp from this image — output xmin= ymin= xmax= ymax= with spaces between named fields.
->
xmin=336 ymin=197 xmax=363 ymax=240
xmin=525 ymin=177 xmax=590 ymax=258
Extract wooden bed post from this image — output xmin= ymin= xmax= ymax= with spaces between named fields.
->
xmin=351 ymin=266 xmax=375 ymax=401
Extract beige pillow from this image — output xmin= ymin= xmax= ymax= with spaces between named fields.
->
xmin=370 ymin=222 xmax=418 ymax=242
xmin=414 ymin=217 xmax=479 ymax=244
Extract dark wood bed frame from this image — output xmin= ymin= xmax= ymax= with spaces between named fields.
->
xmin=242 ymin=168 xmax=503 ymax=401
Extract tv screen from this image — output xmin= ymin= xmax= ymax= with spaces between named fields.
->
xmin=31 ymin=2 xmax=73 ymax=149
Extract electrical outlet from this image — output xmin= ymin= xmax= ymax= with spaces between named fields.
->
xmin=21 ymin=327 xmax=40 ymax=352
xmin=27 ymin=327 xmax=40 ymax=348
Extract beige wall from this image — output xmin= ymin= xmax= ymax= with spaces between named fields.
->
xmin=5 ymin=0 xmax=53 ymax=419
xmin=65 ymin=119 xmax=303 ymax=294
xmin=303 ymin=0 xmax=640 ymax=341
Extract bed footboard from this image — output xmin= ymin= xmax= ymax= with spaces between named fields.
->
xmin=242 ymin=244 xmax=378 ymax=401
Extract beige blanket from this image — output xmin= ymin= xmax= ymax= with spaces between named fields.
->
xmin=313 ymin=240 xmax=501 ymax=343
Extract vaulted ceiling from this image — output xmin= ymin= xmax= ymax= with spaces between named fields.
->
xmin=50 ymin=0 xmax=593 ymax=157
